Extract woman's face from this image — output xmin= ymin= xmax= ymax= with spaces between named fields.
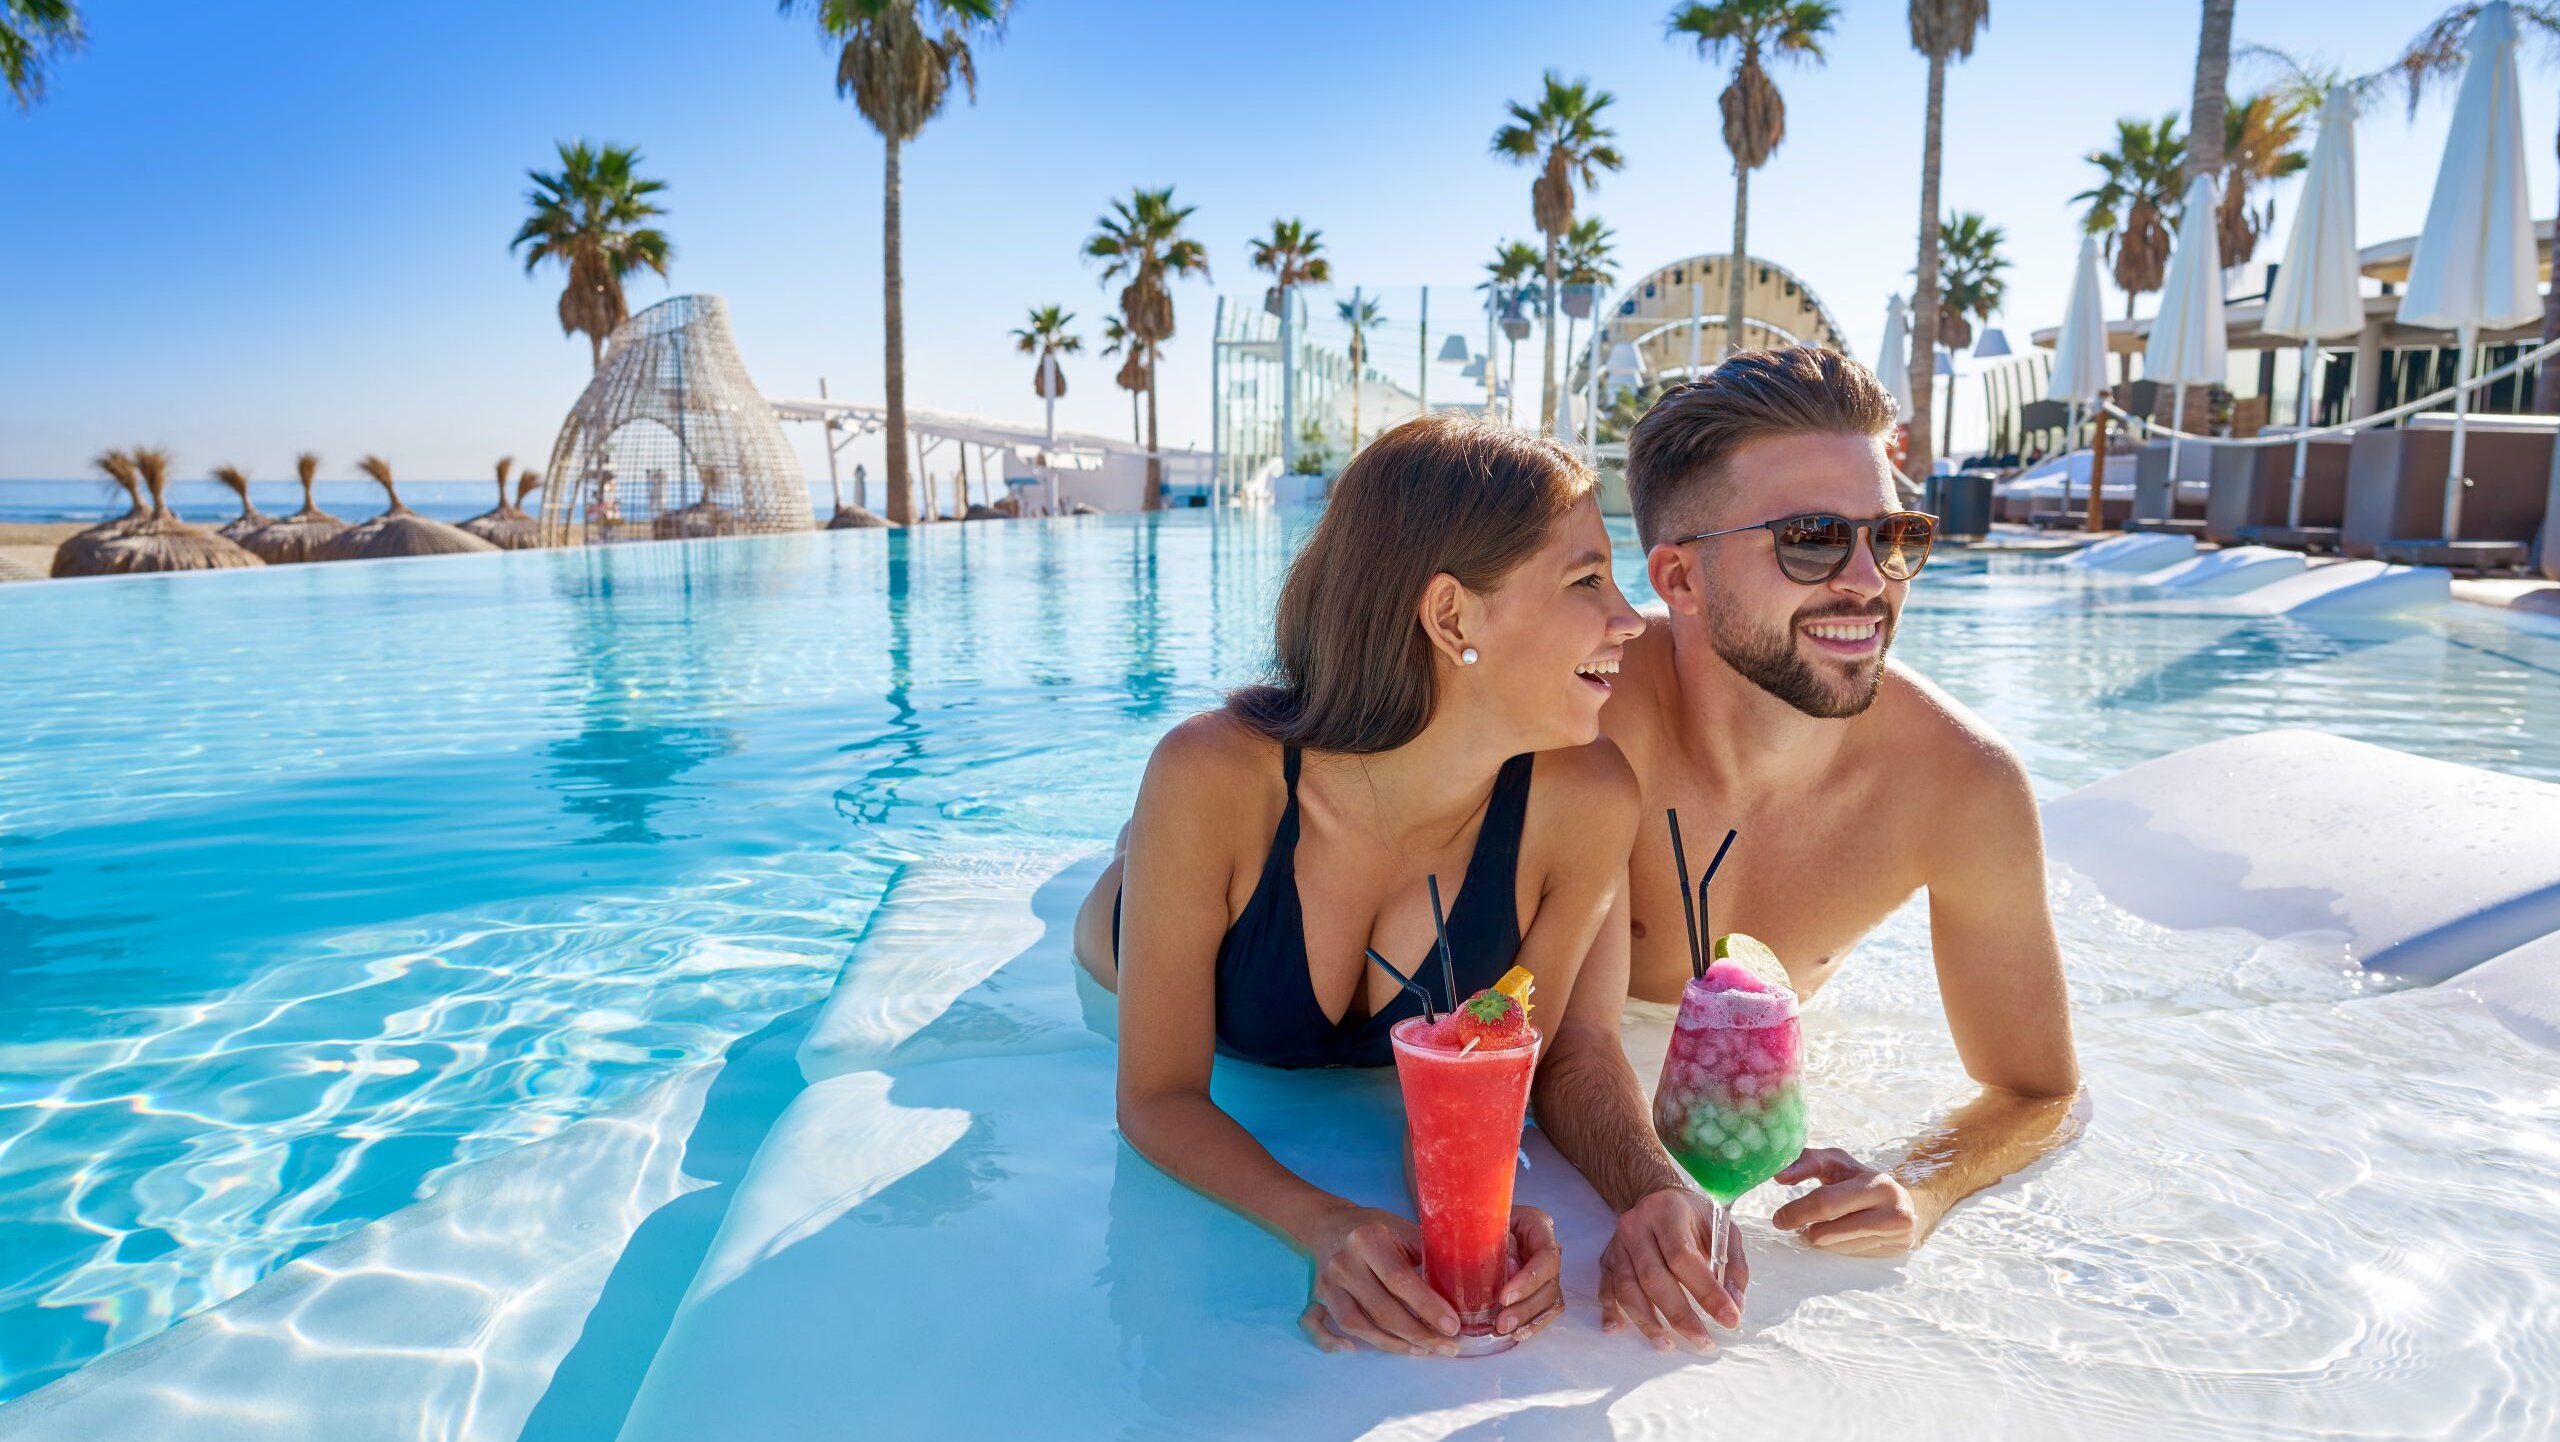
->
xmin=1454 ymin=494 xmax=1644 ymax=752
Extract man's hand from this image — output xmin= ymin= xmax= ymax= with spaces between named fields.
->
xmin=1597 ymin=1187 xmax=1748 ymax=1352
xmin=1771 ymin=1147 xmax=1937 ymax=1255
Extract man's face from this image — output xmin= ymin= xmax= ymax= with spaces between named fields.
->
xmin=1663 ymin=431 xmax=1909 ymax=719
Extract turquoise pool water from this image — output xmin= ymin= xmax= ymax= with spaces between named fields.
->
xmin=1 ymin=514 xmax=2557 ymax=1409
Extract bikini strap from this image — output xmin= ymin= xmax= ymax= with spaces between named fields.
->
xmin=1269 ymin=746 xmax=1304 ymax=874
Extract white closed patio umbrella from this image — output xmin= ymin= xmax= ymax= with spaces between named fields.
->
xmin=2050 ymin=236 xmax=2113 ymax=524
xmin=1876 ymin=295 xmax=1914 ymax=424
xmin=2143 ymin=172 xmax=2230 ymax=489
xmin=2263 ymin=87 xmax=2367 ymax=527
xmin=2396 ymin=0 xmax=2541 ymax=542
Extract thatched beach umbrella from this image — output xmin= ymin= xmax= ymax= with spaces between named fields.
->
xmin=88 ymin=448 xmax=265 ymax=575
xmin=827 ymin=503 xmax=892 ymax=528
xmin=252 ymin=452 xmax=351 ymax=563
xmin=49 ymin=449 xmax=152 ymax=577
xmin=212 ymin=464 xmax=272 ymax=542
xmin=461 ymin=455 xmax=543 ymax=549
xmin=651 ymin=466 xmax=741 ymax=539
xmin=316 ymin=455 xmax=500 ymax=561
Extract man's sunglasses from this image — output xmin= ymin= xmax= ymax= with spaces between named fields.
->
xmin=1671 ymin=511 xmax=1939 ymax=585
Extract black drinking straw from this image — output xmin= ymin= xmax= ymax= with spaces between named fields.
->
xmin=1365 ymin=948 xmax=1438 ymax=1022
xmin=1426 ymin=874 xmax=1459 ymax=1011
xmin=1699 ymin=827 xmax=1738 ymax=957
xmin=1668 ymin=809 xmax=1705 ymax=980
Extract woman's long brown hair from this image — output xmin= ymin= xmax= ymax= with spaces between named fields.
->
xmin=1230 ymin=412 xmax=1594 ymax=755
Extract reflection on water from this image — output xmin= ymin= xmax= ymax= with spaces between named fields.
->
xmin=1 ymin=515 xmax=2556 ymax=1408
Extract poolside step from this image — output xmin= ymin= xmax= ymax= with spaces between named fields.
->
xmin=2220 ymin=559 xmax=2452 ymax=617
xmin=2044 ymin=729 xmax=2560 ymax=982
xmin=2053 ymin=532 xmax=2199 ymax=572
xmin=2134 ymin=544 xmax=2309 ymax=596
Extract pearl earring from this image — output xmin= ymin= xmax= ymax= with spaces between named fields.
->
xmin=1460 ymin=647 xmax=1480 ymax=665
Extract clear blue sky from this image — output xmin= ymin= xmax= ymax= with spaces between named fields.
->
xmin=1 ymin=1 xmax=2543 ymax=484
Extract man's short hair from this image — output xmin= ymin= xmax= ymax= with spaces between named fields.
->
xmin=1623 ymin=346 xmax=1898 ymax=547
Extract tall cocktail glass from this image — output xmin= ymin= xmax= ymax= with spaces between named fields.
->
xmin=1389 ymin=1015 xmax=1540 ymax=1356
xmin=1650 ymin=947 xmax=1805 ymax=1282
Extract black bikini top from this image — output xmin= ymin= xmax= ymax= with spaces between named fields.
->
xmin=1211 ymin=746 xmax=1533 ymax=1069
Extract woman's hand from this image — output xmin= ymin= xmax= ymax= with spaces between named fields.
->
xmin=1771 ymin=1147 xmax=1936 ymax=1255
xmin=1298 ymin=1206 xmax=1462 ymax=1356
xmin=1492 ymin=1205 xmax=1565 ymax=1342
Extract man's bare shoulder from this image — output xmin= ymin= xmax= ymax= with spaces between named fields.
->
xmin=1864 ymin=661 xmax=2032 ymax=800
xmin=1599 ymin=614 xmax=1679 ymax=761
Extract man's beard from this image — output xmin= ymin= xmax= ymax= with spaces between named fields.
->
xmin=1704 ymin=587 xmax=1896 ymax=718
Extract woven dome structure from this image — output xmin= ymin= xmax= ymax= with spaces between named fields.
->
xmin=537 ymin=294 xmax=812 ymax=546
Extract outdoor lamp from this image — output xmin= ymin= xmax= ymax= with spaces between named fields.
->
xmin=1973 ymin=328 xmax=2013 ymax=359
xmin=1437 ymin=334 xmax=1471 ymax=363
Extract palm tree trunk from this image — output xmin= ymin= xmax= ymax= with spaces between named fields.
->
xmin=1144 ymin=347 xmax=1163 ymax=510
xmin=882 ymin=134 xmax=914 ymax=526
xmin=1561 ymin=312 xmax=1580 ymax=430
xmin=2188 ymin=0 xmax=2234 ymax=184
xmin=1727 ymin=166 xmax=1751 ymax=360
xmin=588 ymin=329 xmax=604 ymax=372
xmin=1907 ymin=53 xmax=1947 ymax=488
xmin=1540 ymin=235 xmax=1562 ymax=437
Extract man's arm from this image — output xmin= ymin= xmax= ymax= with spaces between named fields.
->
xmin=1534 ymin=877 xmax=1748 ymax=1350
xmin=1773 ymin=737 xmax=2083 ymax=1254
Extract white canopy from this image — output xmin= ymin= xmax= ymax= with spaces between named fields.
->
xmin=2143 ymin=173 xmax=2230 ymax=387
xmin=2265 ymin=89 xmax=2366 ymax=341
xmin=2398 ymin=0 xmax=2540 ymax=334
xmin=2048 ymin=237 xmax=2111 ymax=403
xmin=1876 ymin=294 xmax=1913 ymax=423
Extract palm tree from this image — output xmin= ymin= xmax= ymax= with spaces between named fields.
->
xmin=510 ymin=141 xmax=673 ymax=373
xmin=1904 ymin=0 xmax=1991 ymax=489
xmin=1249 ymin=219 xmax=1331 ymax=472
xmin=1013 ymin=303 xmax=1080 ymax=458
xmin=2395 ymin=4 xmax=2560 ymax=410
xmin=1336 ymin=295 xmax=1385 ymax=454
xmin=1669 ymin=0 xmax=1837 ymax=366
xmin=781 ymin=1 xmax=1008 ymax=526
xmin=1085 ymin=187 xmax=1209 ymax=509
xmin=1101 ymin=315 xmax=1142 ymax=445
xmin=2075 ymin=115 xmax=2187 ymax=322
xmin=1493 ymin=73 xmax=1624 ymax=436
xmin=1480 ymin=239 xmax=1543 ymax=423
xmin=2189 ymin=0 xmax=2236 ymax=183
xmin=3 ymin=0 xmax=80 ymax=109
xmin=1934 ymin=212 xmax=2009 ymax=353
xmin=1558 ymin=217 xmax=1618 ymax=409
xmin=2216 ymin=88 xmax=2312 ymax=267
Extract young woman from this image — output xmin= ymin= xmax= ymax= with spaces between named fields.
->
xmin=1074 ymin=413 xmax=1645 ymax=1356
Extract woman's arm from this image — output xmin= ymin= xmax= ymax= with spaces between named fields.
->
xmin=1113 ymin=717 xmax=1464 ymax=1356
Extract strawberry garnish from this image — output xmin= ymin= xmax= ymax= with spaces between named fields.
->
xmin=1451 ymin=986 xmax=1532 ymax=1048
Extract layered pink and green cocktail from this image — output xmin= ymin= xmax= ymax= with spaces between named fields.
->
xmin=1390 ymin=970 xmax=1539 ymax=1355
xmin=1653 ymin=936 xmax=1805 ymax=1237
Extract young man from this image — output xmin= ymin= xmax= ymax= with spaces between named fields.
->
xmin=1534 ymin=346 xmax=2083 ymax=1353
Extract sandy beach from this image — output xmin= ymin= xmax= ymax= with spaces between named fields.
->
xmin=0 ymin=523 xmax=82 ymax=581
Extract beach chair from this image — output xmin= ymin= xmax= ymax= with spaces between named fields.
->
xmin=2125 ymin=440 xmax=2210 ymax=535
xmin=2349 ymin=414 xmax=2552 ymax=572
xmin=2231 ymin=429 xmax=2356 ymax=553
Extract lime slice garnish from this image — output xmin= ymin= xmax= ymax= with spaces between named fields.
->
xmin=1711 ymin=933 xmax=1795 ymax=997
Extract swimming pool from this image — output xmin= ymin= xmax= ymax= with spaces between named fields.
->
xmin=2 ymin=515 xmax=2556 ymax=1431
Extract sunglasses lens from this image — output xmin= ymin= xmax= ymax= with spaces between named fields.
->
xmin=1773 ymin=516 xmax=1855 ymax=583
xmin=1875 ymin=514 xmax=1937 ymax=580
